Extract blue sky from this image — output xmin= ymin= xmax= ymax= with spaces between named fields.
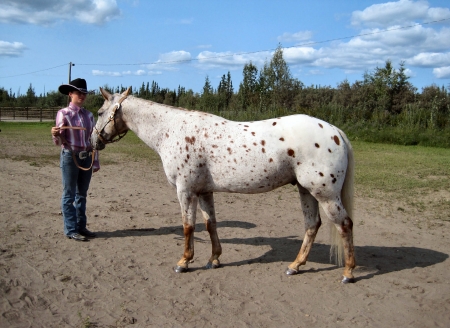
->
xmin=1 ymin=0 xmax=450 ymax=97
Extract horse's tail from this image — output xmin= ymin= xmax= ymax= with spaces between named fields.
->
xmin=330 ymin=129 xmax=355 ymax=267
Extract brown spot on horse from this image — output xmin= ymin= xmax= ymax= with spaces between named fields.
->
xmin=287 ymin=149 xmax=295 ymax=157
xmin=185 ymin=136 xmax=196 ymax=145
xmin=333 ymin=135 xmax=340 ymax=145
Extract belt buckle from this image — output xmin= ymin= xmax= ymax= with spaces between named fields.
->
xmin=78 ymin=151 xmax=88 ymax=160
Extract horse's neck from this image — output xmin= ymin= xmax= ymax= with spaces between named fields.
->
xmin=122 ymin=98 xmax=177 ymax=151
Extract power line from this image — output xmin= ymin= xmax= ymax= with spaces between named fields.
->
xmin=1 ymin=17 xmax=449 ymax=78
xmin=0 ymin=63 xmax=67 ymax=79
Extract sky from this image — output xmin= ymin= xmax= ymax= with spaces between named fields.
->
xmin=1 ymin=0 xmax=450 ymax=97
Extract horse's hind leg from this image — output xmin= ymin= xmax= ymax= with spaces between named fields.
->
xmin=174 ymin=190 xmax=198 ymax=273
xmin=321 ymin=199 xmax=355 ymax=283
xmin=286 ymin=186 xmax=322 ymax=275
xmin=199 ymin=192 xmax=222 ymax=269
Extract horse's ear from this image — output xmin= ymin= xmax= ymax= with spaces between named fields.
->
xmin=99 ymin=87 xmax=112 ymax=101
xmin=122 ymin=87 xmax=132 ymax=97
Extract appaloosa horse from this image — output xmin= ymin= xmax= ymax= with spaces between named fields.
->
xmin=91 ymin=87 xmax=356 ymax=283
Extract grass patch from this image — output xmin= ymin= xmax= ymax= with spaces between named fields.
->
xmin=352 ymin=141 xmax=450 ymax=220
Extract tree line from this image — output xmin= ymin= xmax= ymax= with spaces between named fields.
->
xmin=1 ymin=45 xmax=449 ymax=146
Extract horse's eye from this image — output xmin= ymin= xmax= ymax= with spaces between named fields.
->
xmin=98 ymin=112 xmax=104 ymax=117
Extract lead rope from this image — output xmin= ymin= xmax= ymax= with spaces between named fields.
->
xmin=59 ymin=126 xmax=96 ymax=171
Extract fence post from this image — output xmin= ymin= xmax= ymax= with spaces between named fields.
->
xmin=26 ymin=107 xmax=29 ymax=120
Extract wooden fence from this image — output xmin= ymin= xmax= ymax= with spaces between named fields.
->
xmin=0 ymin=107 xmax=60 ymax=122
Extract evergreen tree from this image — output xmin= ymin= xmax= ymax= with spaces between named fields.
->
xmin=238 ymin=62 xmax=259 ymax=110
xmin=199 ymin=76 xmax=215 ymax=111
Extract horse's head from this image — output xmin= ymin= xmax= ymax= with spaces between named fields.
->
xmin=91 ymin=87 xmax=131 ymax=150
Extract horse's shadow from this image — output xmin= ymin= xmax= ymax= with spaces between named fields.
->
xmin=96 ymin=221 xmax=448 ymax=280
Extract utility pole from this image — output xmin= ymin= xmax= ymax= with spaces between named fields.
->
xmin=67 ymin=62 xmax=75 ymax=105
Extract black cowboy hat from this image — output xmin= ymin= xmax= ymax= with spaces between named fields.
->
xmin=58 ymin=78 xmax=88 ymax=95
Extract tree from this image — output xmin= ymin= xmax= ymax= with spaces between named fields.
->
xmin=257 ymin=45 xmax=302 ymax=111
xmin=199 ymin=76 xmax=216 ymax=111
xmin=363 ymin=60 xmax=415 ymax=114
xmin=238 ymin=62 xmax=259 ymax=109
xmin=217 ymin=71 xmax=233 ymax=111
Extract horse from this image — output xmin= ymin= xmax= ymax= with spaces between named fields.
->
xmin=91 ymin=87 xmax=356 ymax=283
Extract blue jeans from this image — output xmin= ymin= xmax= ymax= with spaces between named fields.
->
xmin=60 ymin=149 xmax=93 ymax=236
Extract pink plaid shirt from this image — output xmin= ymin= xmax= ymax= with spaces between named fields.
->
xmin=52 ymin=103 xmax=100 ymax=170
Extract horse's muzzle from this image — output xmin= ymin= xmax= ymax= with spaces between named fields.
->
xmin=90 ymin=135 xmax=105 ymax=150
xmin=94 ymin=141 xmax=106 ymax=150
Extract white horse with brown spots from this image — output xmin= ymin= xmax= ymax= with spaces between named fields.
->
xmin=91 ymin=88 xmax=356 ymax=283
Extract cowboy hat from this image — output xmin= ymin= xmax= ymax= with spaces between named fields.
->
xmin=58 ymin=78 xmax=88 ymax=95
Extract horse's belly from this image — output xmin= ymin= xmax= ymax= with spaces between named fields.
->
xmin=209 ymin=165 xmax=295 ymax=193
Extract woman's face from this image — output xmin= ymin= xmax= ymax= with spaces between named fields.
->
xmin=69 ymin=90 xmax=87 ymax=107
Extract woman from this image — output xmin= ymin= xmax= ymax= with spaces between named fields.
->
xmin=51 ymin=78 xmax=100 ymax=241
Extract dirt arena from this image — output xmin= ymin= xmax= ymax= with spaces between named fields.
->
xmin=1 ymin=143 xmax=449 ymax=327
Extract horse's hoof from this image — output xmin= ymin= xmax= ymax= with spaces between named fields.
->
xmin=205 ymin=261 xmax=220 ymax=269
xmin=285 ymin=268 xmax=299 ymax=275
xmin=174 ymin=265 xmax=188 ymax=273
xmin=341 ymin=276 xmax=355 ymax=284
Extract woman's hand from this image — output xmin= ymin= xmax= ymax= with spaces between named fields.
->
xmin=51 ymin=127 xmax=60 ymax=137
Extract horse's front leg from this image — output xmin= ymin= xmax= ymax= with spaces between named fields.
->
xmin=174 ymin=190 xmax=198 ymax=273
xmin=199 ymin=192 xmax=222 ymax=269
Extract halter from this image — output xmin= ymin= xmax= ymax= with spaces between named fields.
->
xmin=94 ymin=93 xmax=129 ymax=145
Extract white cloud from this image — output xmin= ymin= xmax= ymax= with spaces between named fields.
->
xmin=308 ymin=70 xmax=324 ymax=76
xmin=283 ymin=47 xmax=318 ymax=65
xmin=196 ymin=50 xmax=270 ymax=70
xmin=92 ymin=69 xmax=150 ymax=76
xmin=278 ymin=31 xmax=313 ymax=43
xmin=427 ymin=7 xmax=450 ymax=21
xmin=92 ymin=70 xmax=122 ymax=77
xmin=158 ymin=51 xmax=192 ymax=63
xmin=144 ymin=51 xmax=192 ymax=71
xmin=404 ymin=68 xmax=415 ymax=77
xmin=0 ymin=0 xmax=121 ymax=25
xmin=351 ymin=0 xmax=429 ymax=27
xmin=433 ymin=66 xmax=450 ymax=78
xmin=0 ymin=40 xmax=26 ymax=57
xmin=408 ymin=52 xmax=450 ymax=67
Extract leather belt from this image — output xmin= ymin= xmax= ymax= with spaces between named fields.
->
xmin=63 ymin=149 xmax=93 ymax=160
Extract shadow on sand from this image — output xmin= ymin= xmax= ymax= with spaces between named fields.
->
xmin=96 ymin=220 xmax=449 ymax=281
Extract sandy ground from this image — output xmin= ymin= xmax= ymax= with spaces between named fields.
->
xmin=1 ymin=146 xmax=450 ymax=327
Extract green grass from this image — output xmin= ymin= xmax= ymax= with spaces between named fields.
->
xmin=1 ymin=121 xmax=449 ymax=220
xmin=353 ymin=142 xmax=450 ymax=195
